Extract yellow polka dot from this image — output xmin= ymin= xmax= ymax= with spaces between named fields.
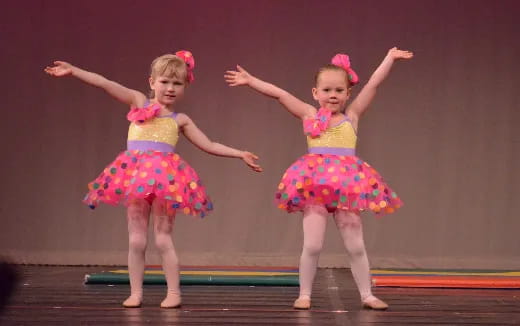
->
xmin=308 ymin=161 xmax=315 ymax=167
xmin=278 ymin=204 xmax=286 ymax=209
xmin=183 ymin=207 xmax=190 ymax=214
xmin=373 ymin=206 xmax=381 ymax=213
xmin=161 ymin=161 xmax=168 ymax=167
xmin=140 ymin=172 xmax=148 ymax=178
xmin=305 ymin=179 xmax=312 ymax=186
xmin=359 ymin=172 xmax=365 ymax=179
xmin=328 ymin=167 xmax=335 ymax=173
xmin=369 ymin=202 xmax=376 ymax=209
xmin=168 ymin=185 xmax=176 ymax=192
xmin=190 ymin=182 xmax=197 ymax=190
xmin=278 ymin=183 xmax=285 ymax=190
xmin=303 ymin=191 xmax=310 ymax=198
xmin=124 ymin=180 xmax=130 ymax=187
xmin=322 ymin=189 xmax=329 ymax=195
xmin=331 ymin=176 xmax=339 ymax=182
xmin=317 ymin=158 xmax=323 ymax=164
xmin=176 ymin=195 xmax=183 ymax=202
xmin=145 ymin=162 xmax=152 ymax=168
xmin=354 ymin=186 xmax=361 ymax=193
xmin=386 ymin=207 xmax=395 ymax=214
xmin=296 ymin=182 xmax=303 ymax=189
xmin=369 ymin=178 xmax=376 ymax=185
xmin=379 ymin=201 xmax=387 ymax=208
xmin=173 ymin=154 xmax=180 ymax=160
xmin=340 ymin=167 xmax=346 ymax=173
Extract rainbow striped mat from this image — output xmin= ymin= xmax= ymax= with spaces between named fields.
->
xmin=85 ymin=266 xmax=520 ymax=289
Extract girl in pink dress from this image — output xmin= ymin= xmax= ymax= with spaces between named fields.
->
xmin=225 ymin=47 xmax=412 ymax=310
xmin=45 ymin=50 xmax=262 ymax=308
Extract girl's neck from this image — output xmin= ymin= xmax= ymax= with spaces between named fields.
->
xmin=151 ymin=100 xmax=175 ymax=115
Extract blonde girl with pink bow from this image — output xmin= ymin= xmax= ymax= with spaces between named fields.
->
xmin=225 ymin=47 xmax=413 ymax=310
xmin=45 ymin=51 xmax=262 ymax=308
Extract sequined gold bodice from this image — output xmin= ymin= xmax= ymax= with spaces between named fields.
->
xmin=306 ymin=119 xmax=357 ymax=149
xmin=127 ymin=116 xmax=179 ymax=147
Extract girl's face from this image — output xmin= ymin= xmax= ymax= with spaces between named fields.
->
xmin=149 ymin=75 xmax=186 ymax=106
xmin=312 ymin=70 xmax=350 ymax=113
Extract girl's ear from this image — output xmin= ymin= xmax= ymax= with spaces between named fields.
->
xmin=312 ymin=87 xmax=318 ymax=100
xmin=148 ymin=76 xmax=154 ymax=89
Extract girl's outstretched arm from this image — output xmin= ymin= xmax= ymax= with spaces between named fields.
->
xmin=176 ymin=113 xmax=263 ymax=172
xmin=225 ymin=65 xmax=315 ymax=120
xmin=347 ymin=47 xmax=413 ymax=121
xmin=44 ymin=61 xmax=146 ymax=107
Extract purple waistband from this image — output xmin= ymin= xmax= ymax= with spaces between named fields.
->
xmin=308 ymin=147 xmax=356 ymax=156
xmin=127 ymin=140 xmax=176 ymax=152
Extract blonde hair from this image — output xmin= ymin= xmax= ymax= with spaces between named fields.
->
xmin=150 ymin=54 xmax=189 ymax=81
xmin=314 ymin=64 xmax=351 ymax=88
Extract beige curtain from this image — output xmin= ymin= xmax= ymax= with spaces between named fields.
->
xmin=1 ymin=0 xmax=519 ymax=269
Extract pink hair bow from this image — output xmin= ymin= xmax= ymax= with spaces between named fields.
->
xmin=303 ymin=107 xmax=332 ymax=137
xmin=127 ymin=103 xmax=160 ymax=123
xmin=175 ymin=50 xmax=195 ymax=83
xmin=331 ymin=54 xmax=359 ymax=85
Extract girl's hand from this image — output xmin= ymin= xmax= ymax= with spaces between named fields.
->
xmin=388 ymin=47 xmax=414 ymax=60
xmin=241 ymin=151 xmax=263 ymax=172
xmin=225 ymin=65 xmax=252 ymax=86
xmin=44 ymin=61 xmax=74 ymax=77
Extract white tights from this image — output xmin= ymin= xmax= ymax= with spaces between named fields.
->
xmin=126 ymin=200 xmax=180 ymax=300
xmin=298 ymin=205 xmax=373 ymax=300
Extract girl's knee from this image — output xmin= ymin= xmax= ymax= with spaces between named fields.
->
xmin=303 ymin=241 xmax=324 ymax=257
xmin=128 ymin=234 xmax=147 ymax=252
xmin=154 ymin=234 xmax=174 ymax=252
xmin=346 ymin=240 xmax=366 ymax=258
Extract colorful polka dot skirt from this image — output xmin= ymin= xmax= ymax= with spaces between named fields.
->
xmin=275 ymin=154 xmax=402 ymax=214
xmin=83 ymin=150 xmax=213 ymax=217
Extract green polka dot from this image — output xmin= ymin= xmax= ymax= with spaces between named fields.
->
xmin=299 ymin=170 xmax=306 ymax=176
xmin=340 ymin=195 xmax=347 ymax=203
xmin=318 ymin=166 xmax=325 ymax=173
xmin=372 ymin=189 xmax=380 ymax=196
xmin=391 ymin=192 xmax=397 ymax=198
xmin=115 ymin=188 xmax=122 ymax=195
xmin=110 ymin=167 xmax=117 ymax=175
xmin=334 ymin=159 xmax=340 ymax=165
xmin=282 ymin=193 xmax=289 ymax=200
xmin=167 ymin=174 xmax=174 ymax=181
xmin=147 ymin=179 xmax=156 ymax=186
xmin=331 ymin=201 xmax=338 ymax=207
xmin=352 ymin=201 xmax=358 ymax=208
xmin=93 ymin=183 xmax=100 ymax=189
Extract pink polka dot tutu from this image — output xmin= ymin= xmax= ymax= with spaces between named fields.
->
xmin=83 ymin=150 xmax=213 ymax=217
xmin=275 ymin=154 xmax=402 ymax=214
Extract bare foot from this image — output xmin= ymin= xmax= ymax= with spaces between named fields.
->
xmin=362 ymin=296 xmax=388 ymax=310
xmin=160 ymin=293 xmax=181 ymax=308
xmin=122 ymin=295 xmax=142 ymax=308
xmin=293 ymin=296 xmax=311 ymax=310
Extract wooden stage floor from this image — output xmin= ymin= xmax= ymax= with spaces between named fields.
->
xmin=1 ymin=265 xmax=519 ymax=325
